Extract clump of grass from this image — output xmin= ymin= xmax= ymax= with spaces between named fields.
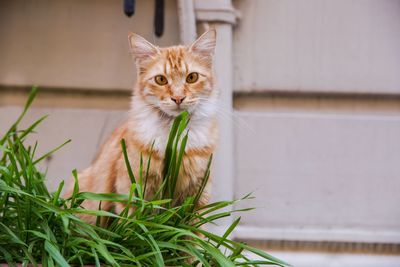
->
xmin=0 ymin=88 xmax=289 ymax=266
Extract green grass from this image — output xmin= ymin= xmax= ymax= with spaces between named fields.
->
xmin=0 ymin=88 xmax=290 ymax=266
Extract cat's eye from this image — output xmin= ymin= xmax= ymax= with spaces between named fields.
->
xmin=155 ymin=75 xmax=168 ymax=85
xmin=186 ymin=72 xmax=199 ymax=83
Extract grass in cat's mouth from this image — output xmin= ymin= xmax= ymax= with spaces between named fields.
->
xmin=0 ymin=87 xmax=290 ymax=267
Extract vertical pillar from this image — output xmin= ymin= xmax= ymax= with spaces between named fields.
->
xmin=176 ymin=0 xmax=197 ymax=45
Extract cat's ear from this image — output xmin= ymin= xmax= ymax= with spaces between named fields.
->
xmin=189 ymin=29 xmax=216 ymax=57
xmin=128 ymin=32 xmax=160 ymax=61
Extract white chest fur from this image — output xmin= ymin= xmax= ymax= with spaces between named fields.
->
xmin=129 ymin=97 xmax=217 ymax=154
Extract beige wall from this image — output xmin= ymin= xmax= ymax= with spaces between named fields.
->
xmin=0 ymin=106 xmax=126 ymax=190
xmin=235 ymin=111 xmax=400 ymax=241
xmin=233 ymin=0 xmax=400 ymax=94
xmin=231 ymin=0 xmax=400 ymax=244
xmin=1 ymin=0 xmax=400 ymax=263
xmin=0 ymin=0 xmax=179 ymax=90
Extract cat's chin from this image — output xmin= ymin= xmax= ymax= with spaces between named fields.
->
xmin=158 ymin=107 xmax=189 ymax=118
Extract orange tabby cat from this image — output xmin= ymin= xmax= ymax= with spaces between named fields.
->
xmin=65 ymin=29 xmax=218 ymax=223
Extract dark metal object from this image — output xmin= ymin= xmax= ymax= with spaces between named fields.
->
xmin=124 ymin=0 xmax=135 ymax=17
xmin=154 ymin=0 xmax=165 ymax=37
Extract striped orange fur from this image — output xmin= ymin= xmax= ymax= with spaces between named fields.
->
xmin=64 ymin=30 xmax=218 ymax=223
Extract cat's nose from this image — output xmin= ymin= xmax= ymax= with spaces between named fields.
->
xmin=170 ymin=96 xmax=186 ymax=105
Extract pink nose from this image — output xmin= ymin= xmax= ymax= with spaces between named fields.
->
xmin=170 ymin=96 xmax=186 ymax=105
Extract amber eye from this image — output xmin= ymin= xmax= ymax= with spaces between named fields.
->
xmin=186 ymin=72 xmax=199 ymax=83
xmin=155 ymin=75 xmax=168 ymax=85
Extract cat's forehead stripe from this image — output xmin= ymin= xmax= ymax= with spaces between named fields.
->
xmin=166 ymin=47 xmax=185 ymax=73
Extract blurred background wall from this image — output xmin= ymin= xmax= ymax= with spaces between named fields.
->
xmin=1 ymin=0 xmax=400 ymax=266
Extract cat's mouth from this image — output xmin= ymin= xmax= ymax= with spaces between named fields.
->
xmin=154 ymin=98 xmax=199 ymax=118
xmin=157 ymin=105 xmax=190 ymax=118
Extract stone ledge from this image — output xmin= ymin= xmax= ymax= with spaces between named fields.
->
xmin=237 ymin=239 xmax=400 ymax=255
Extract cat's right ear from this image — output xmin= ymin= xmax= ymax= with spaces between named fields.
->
xmin=128 ymin=32 xmax=160 ymax=61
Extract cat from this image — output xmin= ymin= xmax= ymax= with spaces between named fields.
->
xmin=64 ymin=29 xmax=218 ymax=223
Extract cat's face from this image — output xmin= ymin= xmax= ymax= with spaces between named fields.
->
xmin=128 ymin=30 xmax=217 ymax=117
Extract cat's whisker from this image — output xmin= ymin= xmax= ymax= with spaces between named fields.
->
xmin=193 ymin=98 xmax=256 ymax=134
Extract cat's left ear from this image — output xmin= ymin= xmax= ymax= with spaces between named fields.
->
xmin=189 ymin=29 xmax=216 ymax=57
